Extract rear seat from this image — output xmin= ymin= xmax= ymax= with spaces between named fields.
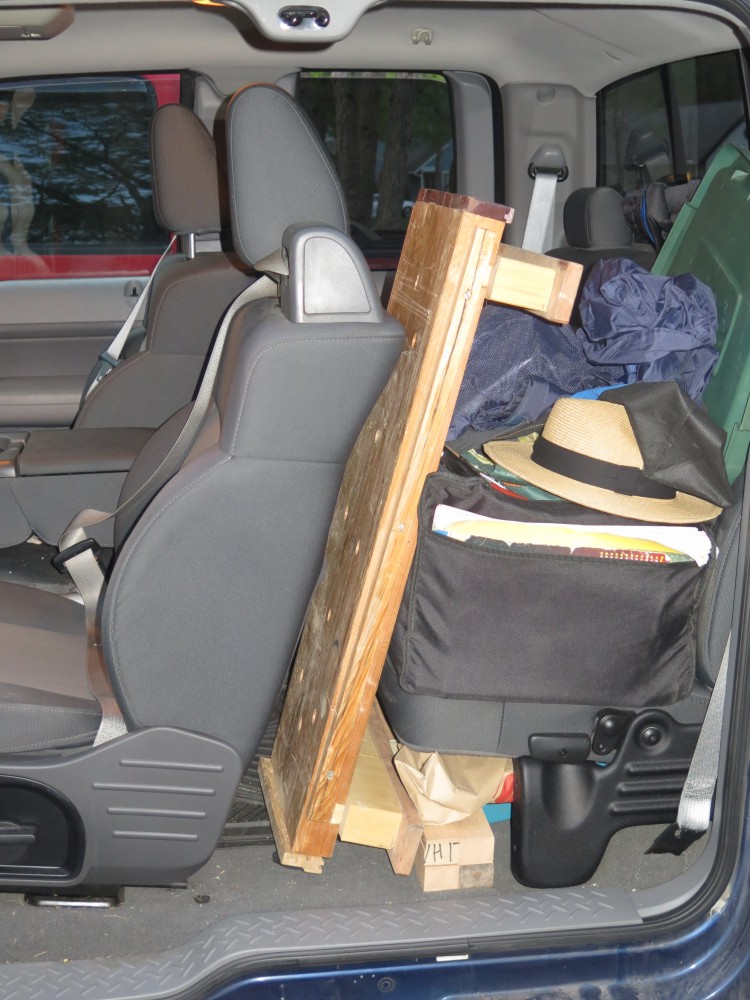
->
xmin=547 ymin=186 xmax=656 ymax=317
xmin=549 ymin=186 xmax=657 ymax=270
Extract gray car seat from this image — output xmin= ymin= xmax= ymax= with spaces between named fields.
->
xmin=74 ymin=103 xmax=255 ymax=430
xmin=543 ymin=187 xmax=658 ymax=326
xmin=0 ymin=83 xmax=405 ymax=890
xmin=547 ymin=186 xmax=657 ymax=277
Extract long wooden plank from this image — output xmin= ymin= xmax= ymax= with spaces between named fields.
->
xmin=261 ymin=191 xmax=512 ymax=863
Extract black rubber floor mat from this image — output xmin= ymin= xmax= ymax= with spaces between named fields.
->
xmin=217 ymin=710 xmax=278 ymax=847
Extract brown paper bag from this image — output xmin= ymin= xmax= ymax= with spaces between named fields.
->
xmin=394 ymin=747 xmax=513 ymax=825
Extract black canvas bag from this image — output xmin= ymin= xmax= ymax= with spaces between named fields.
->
xmin=389 ymin=467 xmax=711 ymax=706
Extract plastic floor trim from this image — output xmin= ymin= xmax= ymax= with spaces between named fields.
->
xmin=0 ymin=888 xmax=640 ymax=1000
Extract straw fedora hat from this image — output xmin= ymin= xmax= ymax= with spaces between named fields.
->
xmin=483 ymin=384 xmax=729 ymax=524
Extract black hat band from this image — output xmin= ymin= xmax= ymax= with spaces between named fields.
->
xmin=531 ymin=436 xmax=677 ymax=500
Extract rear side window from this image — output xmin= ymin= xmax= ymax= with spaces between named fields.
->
xmin=598 ymin=50 xmax=748 ymax=191
xmin=0 ymin=72 xmax=180 ymax=280
xmin=298 ymin=71 xmax=455 ymax=264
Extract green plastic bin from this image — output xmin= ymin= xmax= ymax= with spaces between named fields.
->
xmin=653 ymin=143 xmax=750 ymax=483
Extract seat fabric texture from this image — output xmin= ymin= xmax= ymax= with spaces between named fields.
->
xmin=0 ymin=85 xmax=403 ymax=768
xmin=74 ymin=104 xmax=254 ymax=430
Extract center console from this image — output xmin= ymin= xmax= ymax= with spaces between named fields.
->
xmin=0 ymin=427 xmax=153 ymax=548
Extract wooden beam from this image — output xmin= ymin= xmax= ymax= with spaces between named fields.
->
xmin=334 ymin=701 xmax=423 ymax=873
xmin=489 ymin=244 xmax=583 ymax=323
xmin=339 ymin=726 xmax=403 ymax=850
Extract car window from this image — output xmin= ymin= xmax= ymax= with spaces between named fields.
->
xmin=598 ymin=50 xmax=748 ymax=191
xmin=298 ymin=71 xmax=455 ymax=265
xmin=0 ymin=72 xmax=180 ymax=281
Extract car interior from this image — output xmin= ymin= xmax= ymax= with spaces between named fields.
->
xmin=0 ymin=1 xmax=749 ymax=997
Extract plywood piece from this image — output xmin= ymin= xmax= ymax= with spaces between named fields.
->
xmin=489 ymin=244 xmax=583 ymax=323
xmin=339 ymin=727 xmax=403 ymax=850
xmin=414 ymin=856 xmax=494 ymax=892
xmin=263 ymin=190 xmax=513 ymax=863
xmin=420 ymin=810 xmax=495 ymax=868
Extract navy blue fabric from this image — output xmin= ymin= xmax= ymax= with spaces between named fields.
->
xmin=448 ymin=306 xmax=625 ymax=438
xmin=577 ymin=258 xmax=718 ymax=399
xmin=448 ymin=257 xmax=718 ymax=439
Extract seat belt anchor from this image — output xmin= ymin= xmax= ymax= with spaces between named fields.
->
xmin=52 ymin=538 xmax=102 ymax=575
xmin=527 ymin=142 xmax=569 ymax=182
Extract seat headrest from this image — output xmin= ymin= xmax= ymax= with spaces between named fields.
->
xmin=226 ymin=84 xmax=349 ymax=266
xmin=563 ymin=186 xmax=634 ymax=249
xmin=151 ymin=104 xmax=225 ymax=236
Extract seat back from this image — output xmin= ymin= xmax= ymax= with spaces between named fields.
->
xmin=100 ymin=86 xmax=405 ymax=767
xmin=547 ymin=186 xmax=656 ymax=277
xmin=74 ymin=104 xmax=254 ymax=430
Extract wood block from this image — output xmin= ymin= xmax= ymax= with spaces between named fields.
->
xmin=338 ymin=701 xmax=423 ymax=875
xmin=339 ymin=727 xmax=403 ymax=850
xmin=414 ymin=855 xmax=494 ymax=892
xmin=489 ymin=244 xmax=583 ymax=323
xmin=415 ymin=810 xmax=495 ymax=891
xmin=420 ymin=810 xmax=495 ymax=868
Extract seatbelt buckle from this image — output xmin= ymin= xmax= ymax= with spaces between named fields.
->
xmin=52 ymin=538 xmax=102 ymax=575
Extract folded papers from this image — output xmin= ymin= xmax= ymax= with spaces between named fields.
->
xmin=432 ymin=503 xmax=712 ymax=565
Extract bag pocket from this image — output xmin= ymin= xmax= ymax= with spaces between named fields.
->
xmin=389 ymin=471 xmax=708 ymax=706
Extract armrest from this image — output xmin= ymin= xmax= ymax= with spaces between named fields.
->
xmin=18 ymin=427 xmax=154 ymax=477
xmin=0 ymin=375 xmax=85 ymax=427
